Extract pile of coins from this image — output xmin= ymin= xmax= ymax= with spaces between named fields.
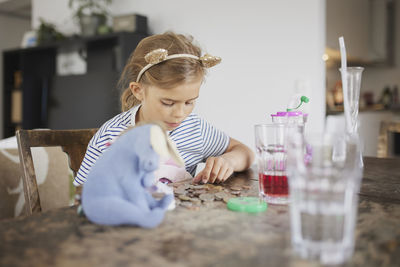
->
xmin=172 ymin=182 xmax=251 ymax=210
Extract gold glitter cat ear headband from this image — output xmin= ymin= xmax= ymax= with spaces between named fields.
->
xmin=136 ymin=48 xmax=221 ymax=82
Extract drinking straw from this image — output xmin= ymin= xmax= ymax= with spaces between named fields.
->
xmin=339 ymin=37 xmax=352 ymax=133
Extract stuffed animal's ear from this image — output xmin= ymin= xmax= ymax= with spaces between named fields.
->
xmin=165 ymin=137 xmax=185 ymax=167
xmin=150 ymin=125 xmax=184 ymax=167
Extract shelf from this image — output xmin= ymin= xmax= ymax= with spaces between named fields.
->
xmin=324 ymin=47 xmax=394 ymax=69
xmin=4 ymin=32 xmax=146 ymax=52
xmin=2 ymin=32 xmax=148 ymax=138
xmin=327 ymin=104 xmax=400 ymax=115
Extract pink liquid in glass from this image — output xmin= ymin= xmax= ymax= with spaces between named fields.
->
xmin=259 ymin=173 xmax=289 ymax=197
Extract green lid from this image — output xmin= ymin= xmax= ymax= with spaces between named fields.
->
xmin=227 ymin=197 xmax=267 ymax=213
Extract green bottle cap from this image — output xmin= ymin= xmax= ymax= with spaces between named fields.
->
xmin=227 ymin=197 xmax=267 ymax=213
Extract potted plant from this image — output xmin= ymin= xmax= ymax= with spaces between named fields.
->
xmin=69 ymin=0 xmax=112 ymax=36
xmin=37 ymin=19 xmax=66 ymax=44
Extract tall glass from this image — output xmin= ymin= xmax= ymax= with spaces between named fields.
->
xmin=254 ymin=124 xmax=300 ymax=205
xmin=340 ymin=66 xmax=364 ymax=168
xmin=286 ymin=132 xmax=363 ymax=265
xmin=339 ymin=67 xmax=364 ymax=136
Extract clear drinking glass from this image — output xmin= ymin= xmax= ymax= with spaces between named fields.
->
xmin=254 ymin=124 xmax=300 ymax=205
xmin=271 ymin=111 xmax=308 ymax=134
xmin=286 ymin=132 xmax=363 ymax=265
xmin=339 ymin=67 xmax=364 ymax=136
xmin=340 ymin=66 xmax=364 ymax=168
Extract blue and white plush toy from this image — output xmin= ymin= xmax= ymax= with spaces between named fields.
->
xmin=81 ymin=123 xmax=184 ymax=228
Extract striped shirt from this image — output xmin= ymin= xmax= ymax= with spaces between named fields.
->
xmin=73 ymin=105 xmax=230 ymax=186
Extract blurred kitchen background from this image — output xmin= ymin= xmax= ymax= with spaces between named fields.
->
xmin=0 ymin=0 xmax=399 ymax=157
xmin=325 ymin=0 xmax=400 ymax=156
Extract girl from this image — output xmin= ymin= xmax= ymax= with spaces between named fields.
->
xmin=74 ymin=32 xmax=254 ymax=186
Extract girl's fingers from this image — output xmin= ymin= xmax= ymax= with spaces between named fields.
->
xmin=209 ymin=158 xmax=227 ymax=183
xmin=216 ymin=168 xmax=229 ymax=183
xmin=223 ymin=167 xmax=234 ymax=182
xmin=201 ymin=158 xmax=215 ymax=183
xmin=215 ymin=165 xmax=229 ymax=183
xmin=193 ymin=173 xmax=203 ymax=183
xmin=195 ymin=157 xmax=234 ymax=184
xmin=208 ymin=160 xmax=222 ymax=183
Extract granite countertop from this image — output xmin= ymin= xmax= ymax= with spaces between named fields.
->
xmin=0 ymin=157 xmax=399 ymax=267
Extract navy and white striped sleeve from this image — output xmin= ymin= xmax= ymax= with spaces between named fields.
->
xmin=73 ymin=132 xmax=110 ymax=186
xmin=200 ymin=118 xmax=230 ymax=160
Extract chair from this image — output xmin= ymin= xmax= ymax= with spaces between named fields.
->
xmin=16 ymin=129 xmax=98 ymax=215
xmin=377 ymin=121 xmax=400 ymax=158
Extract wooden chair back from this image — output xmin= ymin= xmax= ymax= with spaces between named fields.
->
xmin=16 ymin=129 xmax=98 ymax=215
xmin=377 ymin=121 xmax=400 ymax=158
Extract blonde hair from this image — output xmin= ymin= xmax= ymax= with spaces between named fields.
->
xmin=118 ymin=32 xmax=206 ymax=112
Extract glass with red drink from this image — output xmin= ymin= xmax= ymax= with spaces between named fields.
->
xmin=254 ymin=123 xmax=297 ymax=204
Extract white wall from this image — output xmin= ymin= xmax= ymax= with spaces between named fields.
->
xmin=32 ymin=0 xmax=326 ymax=149
xmin=0 ymin=15 xmax=31 ymax=139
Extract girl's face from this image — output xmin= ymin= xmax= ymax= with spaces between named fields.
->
xmin=132 ymin=79 xmax=202 ymax=131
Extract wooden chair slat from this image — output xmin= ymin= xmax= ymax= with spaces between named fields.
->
xmin=16 ymin=129 xmax=98 ymax=215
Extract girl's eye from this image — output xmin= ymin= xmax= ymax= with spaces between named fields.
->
xmin=161 ymin=101 xmax=174 ymax=106
xmin=185 ymin=101 xmax=195 ymax=106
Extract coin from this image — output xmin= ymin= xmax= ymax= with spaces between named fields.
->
xmin=193 ymin=185 xmax=206 ymax=190
xmin=212 ymin=185 xmax=223 ymax=191
xmin=230 ymin=190 xmax=241 ymax=195
xmin=206 ymin=185 xmax=223 ymax=193
xmin=193 ymin=190 xmax=206 ymax=197
xmin=187 ymin=193 xmax=196 ymax=198
xmin=178 ymin=195 xmax=191 ymax=201
xmin=199 ymin=193 xmax=215 ymax=202
xmin=215 ymin=192 xmax=229 ymax=201
xmin=230 ymin=186 xmax=242 ymax=191
xmin=174 ymin=187 xmax=186 ymax=195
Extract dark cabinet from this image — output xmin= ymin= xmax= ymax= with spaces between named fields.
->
xmin=2 ymin=32 xmax=147 ymax=138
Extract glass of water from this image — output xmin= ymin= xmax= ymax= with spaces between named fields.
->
xmin=286 ymin=132 xmax=363 ymax=265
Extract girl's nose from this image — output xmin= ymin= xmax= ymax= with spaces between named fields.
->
xmin=172 ymin=104 xmax=185 ymax=118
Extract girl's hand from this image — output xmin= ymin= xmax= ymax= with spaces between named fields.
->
xmin=193 ymin=156 xmax=234 ymax=184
